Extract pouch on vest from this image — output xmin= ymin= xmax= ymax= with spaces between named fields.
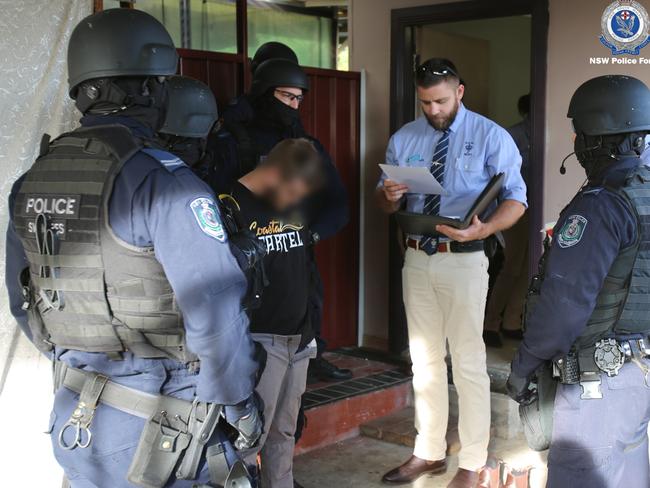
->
xmin=19 ymin=267 xmax=52 ymax=353
xmin=519 ymin=362 xmax=557 ymax=451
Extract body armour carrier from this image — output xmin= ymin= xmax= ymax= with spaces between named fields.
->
xmin=575 ymin=165 xmax=650 ymax=348
xmin=526 ymin=165 xmax=650 ymax=353
xmin=13 ymin=125 xmax=194 ymax=362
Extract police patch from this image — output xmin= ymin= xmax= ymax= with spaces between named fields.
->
xmin=557 ymin=215 xmax=588 ymax=249
xmin=190 ymin=197 xmax=226 ymax=242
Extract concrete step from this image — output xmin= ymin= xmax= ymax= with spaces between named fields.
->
xmin=360 ymin=385 xmax=523 ymax=450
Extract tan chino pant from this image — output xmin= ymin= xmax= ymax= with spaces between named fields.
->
xmin=403 ymin=248 xmax=491 ymax=471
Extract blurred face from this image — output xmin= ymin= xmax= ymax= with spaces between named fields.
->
xmin=274 ymin=86 xmax=304 ymax=110
xmin=266 ymin=172 xmax=312 ymax=211
xmin=417 ymin=80 xmax=464 ymax=131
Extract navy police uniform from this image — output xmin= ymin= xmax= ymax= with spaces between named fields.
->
xmin=512 ymin=156 xmax=650 ymax=487
xmin=6 ymin=116 xmax=258 ymax=487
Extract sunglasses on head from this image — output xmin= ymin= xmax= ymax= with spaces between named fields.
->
xmin=416 ymin=63 xmax=459 ymax=79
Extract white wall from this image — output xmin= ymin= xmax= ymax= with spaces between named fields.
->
xmin=543 ymin=0 xmax=650 ymax=222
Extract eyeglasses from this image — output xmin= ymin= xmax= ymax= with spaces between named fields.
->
xmin=275 ymin=89 xmax=305 ymax=103
xmin=416 ymin=64 xmax=459 ymax=79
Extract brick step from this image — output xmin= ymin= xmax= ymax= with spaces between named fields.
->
xmin=295 ymin=353 xmax=412 ymax=455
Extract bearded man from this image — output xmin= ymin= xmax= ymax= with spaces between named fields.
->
xmin=376 ymin=58 xmax=527 ymax=488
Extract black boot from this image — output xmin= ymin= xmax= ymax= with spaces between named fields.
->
xmin=308 ymin=357 xmax=353 ymax=382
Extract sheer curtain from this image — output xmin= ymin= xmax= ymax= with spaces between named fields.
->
xmin=0 ymin=1 xmax=91 ymax=483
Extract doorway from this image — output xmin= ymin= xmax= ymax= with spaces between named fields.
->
xmin=387 ymin=0 xmax=548 ymax=354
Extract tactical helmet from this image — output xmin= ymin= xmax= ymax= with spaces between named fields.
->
xmin=67 ymin=9 xmax=178 ymax=97
xmin=250 ymin=42 xmax=299 ymax=74
xmin=567 ymin=75 xmax=650 ymax=136
xmin=249 ymin=58 xmax=309 ymax=100
xmin=160 ymin=76 xmax=218 ymax=138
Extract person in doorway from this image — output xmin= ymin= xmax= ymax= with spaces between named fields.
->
xmin=377 ymin=58 xmax=526 ymax=487
xmin=507 ymin=75 xmax=650 ymax=488
xmin=225 ymin=138 xmax=325 ymax=488
xmin=483 ymin=94 xmax=532 ymax=347
xmin=206 ymin=54 xmax=352 ymax=383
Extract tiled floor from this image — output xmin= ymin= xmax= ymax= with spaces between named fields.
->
xmin=294 ymin=435 xmax=549 ymax=488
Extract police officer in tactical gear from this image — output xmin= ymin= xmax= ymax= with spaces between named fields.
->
xmin=158 ymin=75 xmax=219 ymax=169
xmin=5 ymin=9 xmax=262 ymax=487
xmin=206 ymin=54 xmax=352 ymax=383
xmin=159 ymin=75 xmax=268 ymax=312
xmin=507 ymin=75 xmax=650 ymax=487
xmin=218 ymin=41 xmax=300 ymax=128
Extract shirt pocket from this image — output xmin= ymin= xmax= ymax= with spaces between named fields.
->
xmin=447 ymin=154 xmax=485 ymax=188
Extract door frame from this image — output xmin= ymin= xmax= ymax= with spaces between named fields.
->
xmin=387 ymin=0 xmax=549 ymax=353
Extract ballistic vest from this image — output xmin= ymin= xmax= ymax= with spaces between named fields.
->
xmin=574 ymin=165 xmax=650 ymax=348
xmin=13 ymin=125 xmax=194 ymax=362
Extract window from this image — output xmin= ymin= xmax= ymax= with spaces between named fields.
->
xmin=117 ymin=0 xmax=237 ymax=53
xmin=247 ymin=1 xmax=335 ymax=69
xmin=107 ymin=0 xmax=346 ymax=69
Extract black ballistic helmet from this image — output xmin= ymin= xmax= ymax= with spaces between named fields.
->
xmin=568 ymin=75 xmax=650 ymax=136
xmin=250 ymin=42 xmax=298 ymax=74
xmin=249 ymin=58 xmax=309 ymax=100
xmin=67 ymin=9 xmax=178 ymax=97
xmin=160 ymin=76 xmax=218 ymax=138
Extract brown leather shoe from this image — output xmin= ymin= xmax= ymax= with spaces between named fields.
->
xmin=447 ymin=468 xmax=480 ymax=488
xmin=381 ymin=455 xmax=447 ymax=484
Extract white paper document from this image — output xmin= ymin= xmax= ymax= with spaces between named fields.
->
xmin=379 ymin=164 xmax=446 ymax=195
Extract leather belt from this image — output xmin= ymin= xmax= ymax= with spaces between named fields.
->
xmin=406 ymin=238 xmax=484 ymax=254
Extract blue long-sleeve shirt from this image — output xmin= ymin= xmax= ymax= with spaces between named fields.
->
xmin=5 ymin=115 xmax=257 ymax=405
xmin=512 ymin=157 xmax=640 ymax=377
xmin=379 ymin=104 xmax=527 ymax=226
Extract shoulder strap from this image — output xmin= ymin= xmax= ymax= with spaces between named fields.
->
xmin=58 ymin=124 xmax=142 ymax=163
xmin=140 ymin=147 xmax=187 ymax=173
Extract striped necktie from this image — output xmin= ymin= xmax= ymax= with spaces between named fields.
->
xmin=419 ymin=130 xmax=449 ymax=254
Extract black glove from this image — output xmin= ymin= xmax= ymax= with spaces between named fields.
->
xmin=506 ymin=369 xmax=538 ymax=406
xmin=224 ymin=393 xmax=264 ymax=450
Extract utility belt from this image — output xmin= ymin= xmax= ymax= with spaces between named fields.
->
xmin=553 ymin=336 xmax=650 ymax=399
xmin=53 ymin=361 xmax=250 ymax=488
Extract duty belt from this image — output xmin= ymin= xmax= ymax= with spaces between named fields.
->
xmin=554 ymin=336 xmax=650 ymax=400
xmin=53 ymin=361 xmax=249 ymax=488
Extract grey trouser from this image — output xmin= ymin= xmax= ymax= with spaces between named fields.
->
xmin=245 ymin=333 xmax=316 ymax=488
xmin=548 ymin=359 xmax=650 ymax=488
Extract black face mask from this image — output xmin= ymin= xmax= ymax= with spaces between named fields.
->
xmin=575 ymin=132 xmax=645 ymax=179
xmin=253 ymin=93 xmax=302 ymax=131
xmin=78 ymin=77 xmax=169 ymax=132
xmin=164 ymin=137 xmax=205 ymax=167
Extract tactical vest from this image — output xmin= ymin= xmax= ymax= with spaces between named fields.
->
xmin=13 ymin=125 xmax=194 ymax=362
xmin=574 ymin=165 xmax=650 ymax=348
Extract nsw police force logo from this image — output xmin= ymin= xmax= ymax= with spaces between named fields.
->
xmin=600 ymin=0 xmax=650 ymax=55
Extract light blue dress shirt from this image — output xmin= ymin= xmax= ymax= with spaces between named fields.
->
xmin=380 ymin=104 xmax=527 ymax=221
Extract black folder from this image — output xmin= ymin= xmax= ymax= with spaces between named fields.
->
xmin=395 ymin=173 xmax=504 ymax=237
